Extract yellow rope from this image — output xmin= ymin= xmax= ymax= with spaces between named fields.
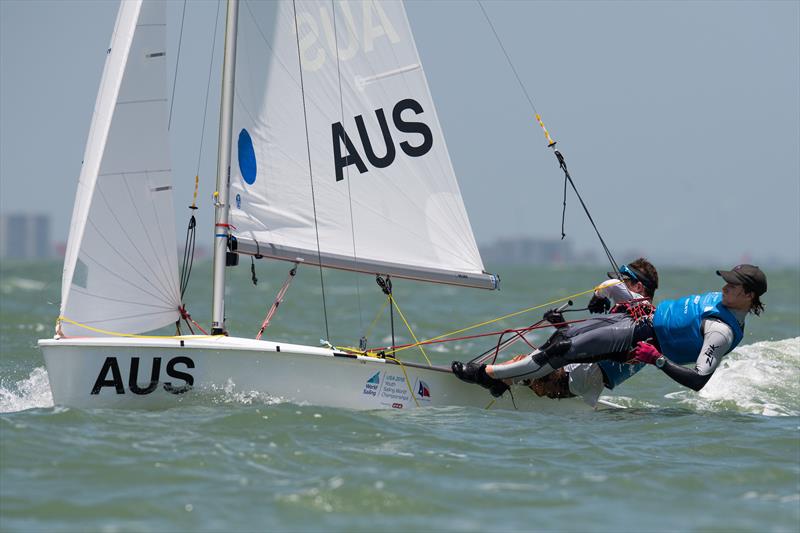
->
xmin=385 ymin=355 xmax=421 ymax=408
xmin=364 ymin=297 xmax=389 ymax=340
xmin=389 ymin=295 xmax=432 ymax=366
xmin=387 ymin=286 xmax=598 ymax=356
xmin=57 ymin=316 xmax=222 ymax=339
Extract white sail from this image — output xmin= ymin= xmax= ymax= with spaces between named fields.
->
xmin=58 ymin=0 xmax=180 ymax=337
xmin=229 ymin=0 xmax=495 ymax=289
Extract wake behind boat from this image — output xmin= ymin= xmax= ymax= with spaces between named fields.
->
xmin=39 ymin=0 xmax=603 ymax=411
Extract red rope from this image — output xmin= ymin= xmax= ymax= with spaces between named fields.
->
xmin=370 ymin=318 xmax=587 ymax=354
xmin=256 ymin=265 xmax=297 ymax=340
xmin=179 ymin=305 xmax=209 ymax=335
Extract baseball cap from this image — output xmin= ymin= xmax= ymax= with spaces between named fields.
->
xmin=716 ymin=264 xmax=767 ymax=296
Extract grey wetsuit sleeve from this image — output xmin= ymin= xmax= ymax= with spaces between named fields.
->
xmin=660 ymin=319 xmax=735 ymax=391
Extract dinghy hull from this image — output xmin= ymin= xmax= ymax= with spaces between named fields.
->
xmin=39 ymin=336 xmax=596 ymax=412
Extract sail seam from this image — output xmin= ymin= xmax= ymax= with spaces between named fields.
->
xmin=65 ymin=310 xmax=178 ymax=327
xmin=69 ymin=287 xmax=176 ymax=310
xmin=92 ymin=180 xmax=177 ymax=302
xmin=99 ymin=169 xmax=171 ymax=176
xmin=144 ymin=170 xmax=183 ymax=303
xmin=117 ymin=98 xmax=168 ymax=105
xmin=77 ymin=247 xmax=175 ymax=307
xmin=120 ymin=173 xmax=181 ymax=300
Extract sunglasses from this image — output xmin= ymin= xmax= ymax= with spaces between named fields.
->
xmin=619 ymin=264 xmax=640 ymax=283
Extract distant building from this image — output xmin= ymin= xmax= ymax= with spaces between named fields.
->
xmin=480 ymin=236 xmax=597 ymax=266
xmin=0 ymin=213 xmax=52 ymax=259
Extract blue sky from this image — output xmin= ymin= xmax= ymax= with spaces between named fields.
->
xmin=1 ymin=0 xmax=798 ymax=267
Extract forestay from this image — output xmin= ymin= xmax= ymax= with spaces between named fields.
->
xmin=58 ymin=0 xmax=180 ymax=336
xmin=230 ymin=0 xmax=496 ymax=289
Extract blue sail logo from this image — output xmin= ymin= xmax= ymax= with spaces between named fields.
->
xmin=238 ymin=129 xmax=257 ymax=185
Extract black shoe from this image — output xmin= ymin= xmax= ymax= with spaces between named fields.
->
xmin=451 ymin=361 xmax=483 ymax=384
xmin=452 ymin=361 xmax=509 ymax=397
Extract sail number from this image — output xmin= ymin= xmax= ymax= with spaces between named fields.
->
xmin=332 ymin=98 xmax=433 ymax=182
xmin=91 ymin=356 xmax=194 ymax=395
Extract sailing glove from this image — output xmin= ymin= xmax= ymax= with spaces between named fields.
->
xmin=631 ymin=341 xmax=661 ymax=365
xmin=587 ymin=295 xmax=611 ymax=314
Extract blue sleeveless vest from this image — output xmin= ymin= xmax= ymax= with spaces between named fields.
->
xmin=599 ymin=360 xmax=645 ymax=389
xmin=653 ymin=292 xmax=744 ymax=364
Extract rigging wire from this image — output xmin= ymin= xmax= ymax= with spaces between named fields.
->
xmin=168 ymin=0 xmax=189 ymax=130
xmin=292 ymin=0 xmax=331 ymax=342
xmin=176 ymin=0 xmax=223 ymax=334
xmin=476 ymin=0 xmax=620 ymax=276
xmin=196 ymin=0 xmax=223 ymax=177
xmin=331 ymin=0 xmax=365 ymax=337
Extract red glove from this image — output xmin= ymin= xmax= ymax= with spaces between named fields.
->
xmin=631 ymin=341 xmax=661 ymax=365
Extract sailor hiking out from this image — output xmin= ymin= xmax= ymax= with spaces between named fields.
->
xmin=497 ymin=258 xmax=659 ymax=405
xmin=453 ymin=264 xmax=767 ymax=395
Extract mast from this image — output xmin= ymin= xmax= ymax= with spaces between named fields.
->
xmin=211 ymin=0 xmax=239 ymax=335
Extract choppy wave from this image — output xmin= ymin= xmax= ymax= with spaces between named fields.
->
xmin=667 ymin=337 xmax=800 ymax=416
xmin=0 ymin=367 xmax=54 ymax=413
xmin=4 ymin=338 xmax=798 ymax=416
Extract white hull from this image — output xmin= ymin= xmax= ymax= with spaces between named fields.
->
xmin=39 ymin=336 xmax=597 ymax=412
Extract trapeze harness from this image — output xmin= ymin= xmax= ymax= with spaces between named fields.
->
xmin=596 ymin=299 xmax=653 ymax=389
xmin=488 ymin=299 xmax=657 ymax=384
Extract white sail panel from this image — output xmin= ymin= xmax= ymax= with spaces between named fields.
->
xmin=59 ymin=0 xmax=180 ymax=337
xmin=230 ymin=1 xmax=488 ymax=284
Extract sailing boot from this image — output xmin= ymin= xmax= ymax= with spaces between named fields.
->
xmin=451 ymin=361 xmax=509 ymax=397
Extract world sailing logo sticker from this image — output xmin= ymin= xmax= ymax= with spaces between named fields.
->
xmin=238 ymin=129 xmax=257 ymax=185
xmin=363 ymin=372 xmax=381 ymax=397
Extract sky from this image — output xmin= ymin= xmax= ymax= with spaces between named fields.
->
xmin=1 ymin=0 xmax=798 ymax=268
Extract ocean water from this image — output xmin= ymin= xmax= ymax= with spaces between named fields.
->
xmin=1 ymin=261 xmax=798 ymax=532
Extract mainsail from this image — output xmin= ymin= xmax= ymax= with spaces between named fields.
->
xmin=58 ymin=0 xmax=180 ymax=336
xmin=229 ymin=0 xmax=496 ymax=289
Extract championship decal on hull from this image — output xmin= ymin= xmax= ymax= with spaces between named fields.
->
xmin=377 ymin=374 xmax=410 ymax=406
xmin=361 ymin=372 xmax=412 ymax=406
xmin=91 ymin=356 xmax=195 ymax=395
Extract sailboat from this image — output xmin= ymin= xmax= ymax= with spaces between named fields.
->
xmin=39 ymin=0 xmax=600 ymax=411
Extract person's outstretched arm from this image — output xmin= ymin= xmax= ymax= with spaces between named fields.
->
xmin=658 ymin=319 xmax=735 ymax=391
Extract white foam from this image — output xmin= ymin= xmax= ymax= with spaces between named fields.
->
xmin=0 ymin=277 xmax=46 ymax=294
xmin=670 ymin=337 xmax=800 ymax=416
xmin=0 ymin=367 xmax=54 ymax=413
xmin=207 ymin=378 xmax=288 ymax=406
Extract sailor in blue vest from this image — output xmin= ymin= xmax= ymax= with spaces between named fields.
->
xmin=453 ymin=264 xmax=767 ymax=394
xmin=630 ymin=264 xmax=766 ymax=390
